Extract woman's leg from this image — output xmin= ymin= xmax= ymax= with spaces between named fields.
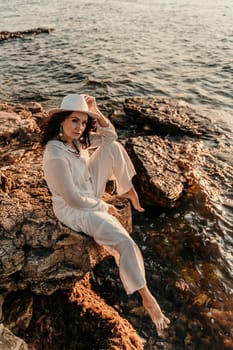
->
xmin=115 ymin=238 xmax=170 ymax=330
xmin=83 ymin=210 xmax=170 ymax=330
xmin=119 ymin=186 xmax=145 ymax=212
xmin=84 ymin=210 xmax=146 ymax=294
xmin=138 ymin=286 xmax=170 ymax=330
xmin=88 ymin=141 xmax=144 ymax=211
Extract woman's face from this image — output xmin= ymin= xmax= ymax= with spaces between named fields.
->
xmin=61 ymin=111 xmax=88 ymax=145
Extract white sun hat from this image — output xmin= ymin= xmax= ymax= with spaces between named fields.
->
xmin=48 ymin=94 xmax=99 ymax=119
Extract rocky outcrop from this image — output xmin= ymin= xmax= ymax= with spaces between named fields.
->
xmin=123 ymin=96 xmax=219 ymax=138
xmin=1 ymin=275 xmax=144 ymax=350
xmin=1 ymin=97 xmax=232 ymax=349
xmin=0 ymin=188 xmax=131 ymax=295
xmin=105 ymin=96 xmax=227 ymax=208
xmin=109 ymin=99 xmax=201 ymax=208
xmin=0 ymin=28 xmax=54 ymax=41
xmin=125 ymin=135 xmax=191 ymax=207
xmin=70 ymin=273 xmax=143 ymax=350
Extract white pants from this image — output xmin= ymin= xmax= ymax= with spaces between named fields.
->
xmin=85 ymin=141 xmax=146 ymax=294
xmin=56 ymin=141 xmax=146 ymax=294
xmin=88 ymin=140 xmax=137 ymax=197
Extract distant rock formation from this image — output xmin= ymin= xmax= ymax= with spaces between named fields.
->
xmin=0 ymin=28 xmax=54 ymax=41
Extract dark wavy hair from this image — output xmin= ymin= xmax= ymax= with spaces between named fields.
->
xmin=39 ymin=111 xmax=96 ymax=148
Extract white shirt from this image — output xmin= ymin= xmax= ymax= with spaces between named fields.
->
xmin=42 ymin=122 xmax=117 ymax=217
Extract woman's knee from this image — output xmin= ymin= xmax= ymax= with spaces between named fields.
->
xmin=114 ymin=237 xmax=136 ymax=255
xmin=101 ymin=140 xmax=124 ymax=154
xmin=110 ymin=140 xmax=124 ymax=153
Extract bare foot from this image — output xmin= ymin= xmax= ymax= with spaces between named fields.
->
xmin=120 ymin=187 xmax=145 ymax=212
xmin=142 ymin=297 xmax=170 ymax=331
xmin=139 ymin=287 xmax=170 ymax=331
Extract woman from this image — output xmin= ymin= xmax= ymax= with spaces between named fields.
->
xmin=40 ymin=93 xmax=170 ymax=331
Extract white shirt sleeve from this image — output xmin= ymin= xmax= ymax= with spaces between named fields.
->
xmin=44 ymin=158 xmax=109 ymax=212
xmin=89 ymin=121 xmax=118 ymax=148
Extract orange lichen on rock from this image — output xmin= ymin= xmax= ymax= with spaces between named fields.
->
xmin=70 ymin=273 xmax=143 ymax=350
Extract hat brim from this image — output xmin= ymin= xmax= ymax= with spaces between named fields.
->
xmin=47 ymin=108 xmax=100 ymax=119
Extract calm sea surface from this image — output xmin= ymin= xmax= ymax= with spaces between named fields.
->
xmin=0 ymin=0 xmax=232 ymax=316
xmin=0 ymin=0 xmax=233 ymax=114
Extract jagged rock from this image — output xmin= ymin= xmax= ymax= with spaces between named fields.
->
xmin=26 ymin=102 xmax=44 ymax=114
xmin=125 ymin=135 xmax=196 ymax=207
xmin=123 ymin=96 xmax=217 ymax=138
xmin=0 ymin=106 xmax=39 ymax=170
xmin=70 ymin=273 xmax=144 ymax=350
xmin=0 ymin=110 xmax=37 ymax=141
xmin=0 ymin=178 xmax=131 ymax=294
xmin=0 ymin=28 xmax=54 ymax=41
xmin=13 ymin=277 xmax=143 ymax=350
xmin=0 ymin=324 xmax=28 ymax=350
xmin=3 ymin=293 xmax=33 ymax=333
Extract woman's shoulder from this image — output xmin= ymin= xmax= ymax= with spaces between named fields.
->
xmin=46 ymin=139 xmax=61 ymax=147
xmin=44 ymin=140 xmax=67 ymax=159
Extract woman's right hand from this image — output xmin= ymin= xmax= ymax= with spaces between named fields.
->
xmin=107 ymin=204 xmax=119 ymax=216
xmin=84 ymin=95 xmax=100 ymax=116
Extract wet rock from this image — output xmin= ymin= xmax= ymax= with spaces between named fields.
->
xmin=3 ymin=293 xmax=33 ymax=333
xmin=193 ymin=293 xmax=211 ymax=307
xmin=0 ymin=28 xmax=54 ymax=41
xmin=0 ymin=323 xmax=28 ymax=350
xmin=202 ymin=308 xmax=233 ymax=334
xmin=123 ymin=96 xmax=216 ymax=138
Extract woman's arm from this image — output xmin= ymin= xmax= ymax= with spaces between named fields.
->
xmin=85 ymin=95 xmax=109 ymax=127
xmin=89 ymin=123 xmax=117 ymax=148
xmin=85 ymin=95 xmax=118 ymax=147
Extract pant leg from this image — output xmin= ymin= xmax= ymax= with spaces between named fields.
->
xmin=88 ymin=141 xmax=136 ymax=198
xmin=83 ymin=210 xmax=146 ymax=295
xmin=114 ymin=239 xmax=146 ymax=294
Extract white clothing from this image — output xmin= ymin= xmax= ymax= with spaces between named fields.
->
xmin=43 ymin=121 xmax=146 ymax=294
